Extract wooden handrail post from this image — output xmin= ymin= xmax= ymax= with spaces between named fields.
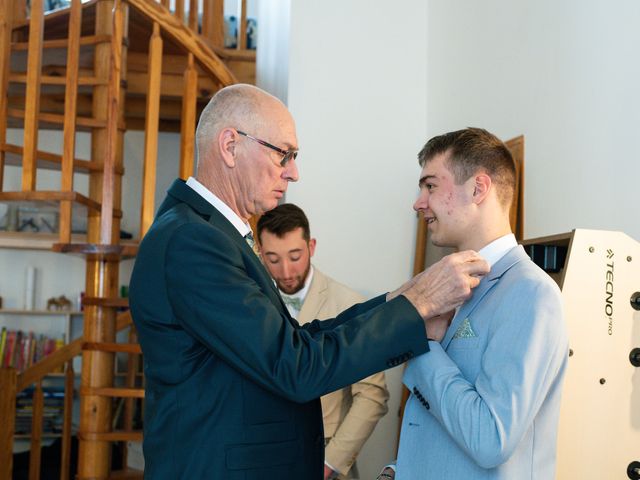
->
xmin=174 ymin=0 xmax=184 ymax=24
xmin=59 ymin=0 xmax=83 ymax=244
xmin=140 ymin=22 xmax=162 ymax=237
xmin=0 ymin=368 xmax=17 ymax=479
xmin=0 ymin=0 xmax=14 ymax=192
xmin=10 ymin=0 xmax=26 ymax=24
xmin=178 ymin=53 xmax=197 ymax=179
xmin=236 ymin=0 xmax=247 ymax=50
xmin=78 ymin=0 xmax=127 ymax=476
xmin=60 ymin=361 xmax=75 ymax=480
xmin=202 ymin=0 xmax=223 ymax=48
xmin=21 ymin=0 xmax=44 ymax=191
xmin=28 ymin=381 xmax=44 ymax=480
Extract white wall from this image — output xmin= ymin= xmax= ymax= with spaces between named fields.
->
xmin=285 ymin=1 xmax=428 ymax=476
xmin=256 ymin=0 xmax=291 ymax=103
xmin=426 ymin=0 xmax=640 ymax=242
xmin=264 ymin=0 xmax=640 ymax=476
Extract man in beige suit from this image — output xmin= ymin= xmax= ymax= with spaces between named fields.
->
xmin=257 ymin=203 xmax=389 ymax=480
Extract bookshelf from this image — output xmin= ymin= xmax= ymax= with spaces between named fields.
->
xmin=0 ymin=309 xmax=83 ymax=373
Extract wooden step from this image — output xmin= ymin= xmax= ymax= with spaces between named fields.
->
xmin=82 ymin=298 xmax=130 ymax=309
xmin=8 ymin=73 xmax=106 ymax=86
xmin=108 ymin=468 xmax=144 ymax=480
xmin=1 ymin=143 xmax=125 ymax=173
xmin=0 ymin=190 xmax=123 ymax=217
xmin=11 ymin=34 xmax=111 ymax=50
xmin=52 ymin=242 xmax=138 ymax=259
xmin=80 ymin=387 xmax=145 ymax=398
xmin=7 ymin=107 xmax=111 ymax=129
xmin=83 ymin=342 xmax=140 ymax=354
xmin=78 ymin=430 xmax=143 ymax=442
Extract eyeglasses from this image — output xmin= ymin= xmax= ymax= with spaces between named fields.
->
xmin=236 ymin=130 xmax=298 ymax=167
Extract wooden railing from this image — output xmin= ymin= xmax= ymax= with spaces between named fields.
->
xmin=0 ymin=312 xmax=137 ymax=479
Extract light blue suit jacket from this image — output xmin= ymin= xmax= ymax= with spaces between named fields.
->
xmin=396 ymin=245 xmax=568 ymax=480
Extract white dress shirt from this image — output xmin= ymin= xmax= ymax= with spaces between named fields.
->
xmin=186 ymin=176 xmax=252 ymax=237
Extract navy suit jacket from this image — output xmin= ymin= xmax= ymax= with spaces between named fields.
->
xmin=129 ymin=179 xmax=428 ymax=479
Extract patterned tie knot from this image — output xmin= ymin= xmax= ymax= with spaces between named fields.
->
xmin=282 ymin=295 xmax=303 ymax=312
xmin=244 ymin=231 xmax=260 ymax=256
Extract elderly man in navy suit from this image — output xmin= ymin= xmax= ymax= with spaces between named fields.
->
xmin=129 ymin=85 xmax=489 ymax=479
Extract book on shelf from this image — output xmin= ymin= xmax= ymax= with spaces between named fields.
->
xmin=0 ymin=328 xmax=66 ymax=371
xmin=15 ymin=385 xmax=68 ymax=435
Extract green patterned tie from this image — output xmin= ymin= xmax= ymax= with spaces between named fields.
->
xmin=244 ymin=232 xmax=260 ymax=257
xmin=282 ymin=295 xmax=303 ymax=312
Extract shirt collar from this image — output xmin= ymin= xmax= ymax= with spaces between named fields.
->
xmin=186 ymin=176 xmax=251 ymax=237
xmin=477 ymin=233 xmax=517 ymax=268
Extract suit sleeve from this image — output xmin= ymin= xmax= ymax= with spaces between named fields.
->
xmin=402 ymin=278 xmax=567 ymax=469
xmin=165 ymin=223 xmax=427 ymax=403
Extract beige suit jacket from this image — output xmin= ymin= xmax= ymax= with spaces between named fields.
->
xmin=299 ymin=268 xmax=389 ymax=478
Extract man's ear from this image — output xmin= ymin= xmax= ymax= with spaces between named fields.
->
xmin=308 ymin=238 xmax=317 ymax=257
xmin=219 ymin=128 xmax=238 ymax=168
xmin=472 ymin=173 xmax=492 ymax=204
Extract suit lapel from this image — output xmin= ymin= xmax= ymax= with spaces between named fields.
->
xmin=441 ymin=245 xmax=527 ymax=350
xmin=165 ymin=178 xmax=286 ymax=309
xmin=298 ymin=268 xmax=328 ymax=325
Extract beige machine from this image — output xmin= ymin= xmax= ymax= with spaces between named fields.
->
xmin=522 ymin=229 xmax=640 ymax=480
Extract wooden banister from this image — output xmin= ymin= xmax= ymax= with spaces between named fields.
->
xmin=126 ymin=0 xmax=237 ymax=86
xmin=17 ymin=338 xmax=83 ymax=392
xmin=16 ymin=311 xmax=132 ymax=392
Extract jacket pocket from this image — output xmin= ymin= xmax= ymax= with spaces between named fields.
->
xmin=225 ymin=438 xmax=301 ymax=470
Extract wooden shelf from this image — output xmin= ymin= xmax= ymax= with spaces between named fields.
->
xmin=0 ymin=232 xmax=138 ymax=256
xmin=14 ymin=433 xmax=63 ymax=439
xmin=0 ymin=231 xmax=84 ymax=250
xmin=0 ymin=309 xmax=82 ymax=316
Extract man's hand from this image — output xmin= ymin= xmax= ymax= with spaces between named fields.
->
xmin=424 ymin=310 xmax=455 ymax=343
xmin=401 ymin=251 xmax=489 ymax=334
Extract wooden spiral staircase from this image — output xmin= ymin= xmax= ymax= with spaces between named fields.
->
xmin=0 ymin=0 xmax=254 ymax=477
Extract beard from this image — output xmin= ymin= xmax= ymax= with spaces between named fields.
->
xmin=276 ymin=262 xmax=311 ymax=295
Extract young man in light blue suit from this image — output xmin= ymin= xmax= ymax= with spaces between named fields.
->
xmin=383 ymin=128 xmax=569 ymax=480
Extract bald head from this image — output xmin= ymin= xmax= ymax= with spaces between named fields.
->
xmin=192 ymin=84 xmax=299 ymax=221
xmin=195 ymin=84 xmax=287 ymax=166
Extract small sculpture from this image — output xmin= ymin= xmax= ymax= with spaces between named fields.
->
xmin=46 ymin=295 xmax=73 ymax=311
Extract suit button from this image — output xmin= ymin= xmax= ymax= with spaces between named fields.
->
xmin=425 ymin=401 xmax=430 ymax=410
